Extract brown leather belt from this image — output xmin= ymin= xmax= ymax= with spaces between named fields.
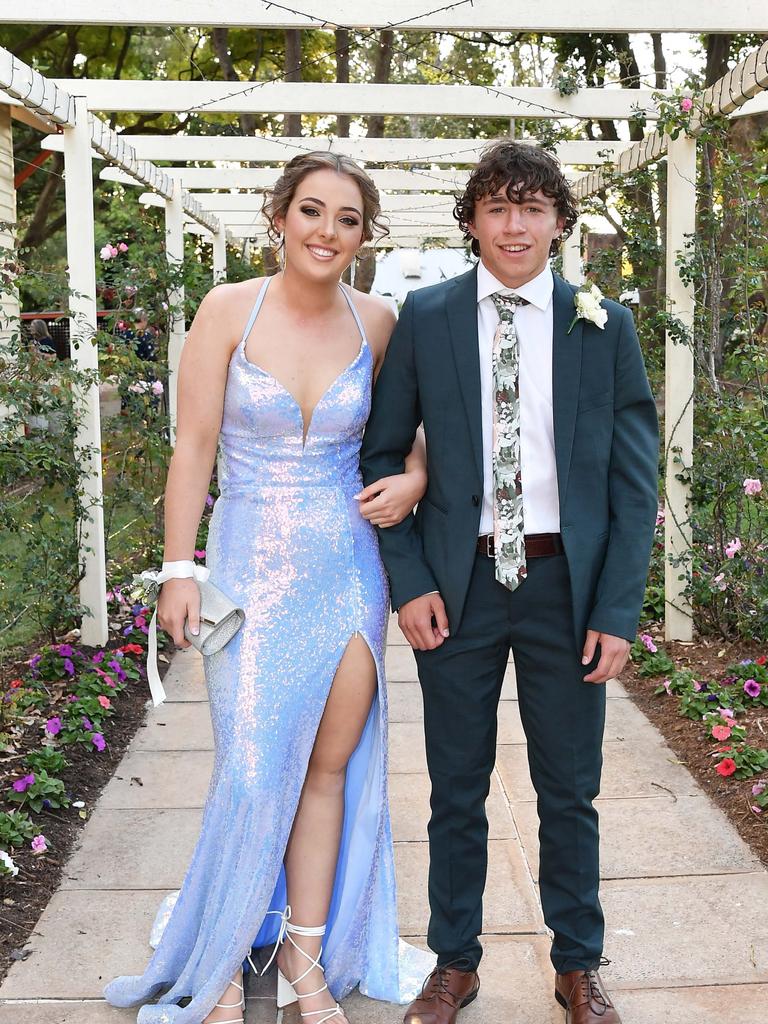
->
xmin=477 ymin=532 xmax=564 ymax=559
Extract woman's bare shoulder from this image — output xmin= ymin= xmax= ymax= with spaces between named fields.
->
xmin=349 ymin=288 xmax=397 ymax=358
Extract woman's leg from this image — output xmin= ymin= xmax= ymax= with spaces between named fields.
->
xmin=204 ymin=635 xmax=376 ymax=1024
xmin=279 ymin=635 xmax=378 ymax=1018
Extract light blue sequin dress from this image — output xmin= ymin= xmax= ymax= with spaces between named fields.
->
xmin=104 ymin=279 xmax=432 ymax=1022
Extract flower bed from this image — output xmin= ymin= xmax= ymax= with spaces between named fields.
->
xmin=0 ymin=590 xmax=170 ymax=982
xmin=621 ymin=633 xmax=768 ymax=866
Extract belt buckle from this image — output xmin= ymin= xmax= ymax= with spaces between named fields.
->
xmin=487 ymin=535 xmax=495 ymax=558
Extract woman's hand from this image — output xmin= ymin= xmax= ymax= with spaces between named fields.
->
xmin=355 ymin=469 xmax=427 ymax=528
xmin=157 ymin=578 xmax=201 ymax=648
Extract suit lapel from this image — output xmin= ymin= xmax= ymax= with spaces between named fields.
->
xmin=551 ymin=273 xmax=582 ymax=508
xmin=445 ymin=265 xmax=483 ymax=480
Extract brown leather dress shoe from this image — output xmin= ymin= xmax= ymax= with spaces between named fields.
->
xmin=403 ymin=963 xmax=480 ymax=1024
xmin=555 ymin=968 xmax=622 ymax=1023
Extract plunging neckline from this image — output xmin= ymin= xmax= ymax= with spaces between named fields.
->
xmin=238 ymin=278 xmax=368 ymax=450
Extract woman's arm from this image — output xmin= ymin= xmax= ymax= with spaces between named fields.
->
xmin=157 ymin=285 xmax=237 ymax=646
xmin=354 ymin=292 xmax=428 ymax=527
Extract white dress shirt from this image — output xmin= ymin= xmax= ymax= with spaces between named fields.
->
xmin=476 ymin=260 xmax=561 ymax=536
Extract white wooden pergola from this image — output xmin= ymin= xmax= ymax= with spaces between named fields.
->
xmin=1 ymin=4 xmax=767 ymax=648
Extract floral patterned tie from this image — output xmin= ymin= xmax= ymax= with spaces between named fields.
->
xmin=491 ymin=292 xmax=528 ymax=591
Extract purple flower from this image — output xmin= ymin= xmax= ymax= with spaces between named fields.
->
xmin=63 ymin=658 xmax=75 ymax=676
xmin=45 ymin=716 xmax=62 ymax=735
xmin=740 ymin=659 xmax=753 ymax=666
xmin=28 ymin=653 xmax=42 ymax=669
xmin=744 ymin=678 xmax=762 ymax=698
xmin=107 ymin=660 xmax=121 ymax=673
xmin=92 ymin=651 xmax=105 ymax=664
xmin=123 ymin=625 xmax=134 ymax=636
xmin=12 ymin=773 xmax=35 ymax=793
xmin=206 ymin=494 xmax=215 ymax=507
xmin=82 ymin=716 xmax=93 ymax=731
xmin=92 ymin=732 xmax=106 ymax=752
xmin=752 ymin=782 xmax=766 ymax=796
xmin=57 ymin=644 xmax=75 ymax=657
xmin=721 ymin=675 xmax=737 ymax=686
xmin=706 ymin=694 xmax=719 ymax=702
xmin=131 ymin=603 xmax=144 ymax=616
xmin=67 ymin=694 xmax=77 ymax=702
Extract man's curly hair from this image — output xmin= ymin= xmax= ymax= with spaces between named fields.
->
xmin=454 ymin=140 xmax=579 ymax=258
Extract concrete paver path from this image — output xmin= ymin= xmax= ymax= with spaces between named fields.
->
xmin=2 ymin=618 xmax=768 ymax=1023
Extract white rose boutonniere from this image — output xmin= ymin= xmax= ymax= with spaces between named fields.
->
xmin=567 ymin=283 xmax=609 ymax=334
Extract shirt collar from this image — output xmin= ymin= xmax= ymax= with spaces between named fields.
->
xmin=476 ymin=260 xmax=553 ymax=312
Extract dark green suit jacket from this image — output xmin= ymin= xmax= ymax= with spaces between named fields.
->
xmin=360 ymin=266 xmax=659 ymax=649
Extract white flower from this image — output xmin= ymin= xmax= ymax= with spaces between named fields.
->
xmin=0 ymin=850 xmax=19 ymax=877
xmin=571 ymin=284 xmax=608 ymax=332
xmin=99 ymin=244 xmax=115 ymax=260
xmin=72 ymin=800 xmax=85 ymax=808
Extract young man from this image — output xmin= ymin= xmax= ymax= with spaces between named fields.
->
xmin=360 ymin=141 xmax=659 ymax=1024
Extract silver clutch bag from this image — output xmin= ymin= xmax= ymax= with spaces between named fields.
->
xmin=137 ymin=566 xmax=245 ymax=706
xmin=184 ymin=577 xmax=245 ymax=655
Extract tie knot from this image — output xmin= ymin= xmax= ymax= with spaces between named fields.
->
xmin=492 ymin=292 xmax=527 ymax=318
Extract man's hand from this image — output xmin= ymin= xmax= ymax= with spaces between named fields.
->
xmin=398 ymin=593 xmax=450 ymax=651
xmin=582 ymin=629 xmax=630 ymax=683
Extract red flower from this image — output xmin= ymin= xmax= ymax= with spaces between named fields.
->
xmin=756 ymin=655 xmax=767 ymax=666
xmin=716 ymin=758 xmax=737 ymax=777
xmin=9 ymin=678 xmax=23 ymax=689
xmin=118 ymin=643 xmax=144 ymax=655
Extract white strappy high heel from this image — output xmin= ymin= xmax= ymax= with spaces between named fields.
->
xmin=205 ymin=970 xmax=245 ymax=1024
xmin=257 ymin=907 xmax=343 ymax=1024
xmin=276 ymin=920 xmax=346 ymax=1024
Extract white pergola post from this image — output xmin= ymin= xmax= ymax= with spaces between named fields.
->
xmin=64 ymin=96 xmax=108 ymax=646
xmin=165 ymin=183 xmax=185 ymax=443
xmin=562 ymin=217 xmax=583 ymax=285
xmin=664 ymin=134 xmax=696 ymax=642
xmin=212 ymin=229 xmax=227 ymax=284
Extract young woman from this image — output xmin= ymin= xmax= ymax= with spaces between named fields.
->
xmin=104 ymin=153 xmax=433 ymax=1023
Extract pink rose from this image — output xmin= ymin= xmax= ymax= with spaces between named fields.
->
xmin=680 ymin=97 xmax=693 ymax=112
xmin=743 ymin=478 xmax=762 ymax=496
xmin=725 ymin=538 xmax=741 ymax=559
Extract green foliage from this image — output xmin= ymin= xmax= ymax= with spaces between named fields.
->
xmin=6 ymin=768 xmax=69 ymax=813
xmin=25 ymin=745 xmax=68 ymax=776
xmin=0 ymin=809 xmax=36 ymax=849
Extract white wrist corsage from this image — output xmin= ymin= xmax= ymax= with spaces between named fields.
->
xmin=567 ymin=283 xmax=608 ymax=334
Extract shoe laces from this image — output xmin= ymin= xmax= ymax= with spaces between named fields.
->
xmin=574 ymin=958 xmax=611 ymax=1016
xmin=424 ymin=960 xmax=476 ymax=1004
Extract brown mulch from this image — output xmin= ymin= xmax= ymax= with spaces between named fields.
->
xmin=0 ymin=641 xmax=161 ymax=985
xmin=619 ymin=633 xmax=768 ymax=868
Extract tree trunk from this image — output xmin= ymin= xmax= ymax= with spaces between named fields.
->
xmin=651 ymin=33 xmax=667 ymax=90
xmin=283 ymin=30 xmax=302 ymax=137
xmin=211 ymin=28 xmax=257 ymax=136
xmin=366 ymin=30 xmax=394 ymax=138
xmin=353 ymin=248 xmax=376 ymax=294
xmin=335 ymin=29 xmax=350 ymax=138
xmin=19 ymin=152 xmax=65 ymax=250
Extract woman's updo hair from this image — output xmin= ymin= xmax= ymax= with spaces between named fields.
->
xmin=263 ymin=152 xmax=389 ymax=247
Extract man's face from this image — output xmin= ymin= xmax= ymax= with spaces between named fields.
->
xmin=468 ymin=183 xmax=565 ymax=288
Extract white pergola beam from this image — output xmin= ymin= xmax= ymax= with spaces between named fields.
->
xmin=103 ymin=166 xmax=473 ymax=191
xmin=573 ymin=39 xmax=768 ymax=199
xmin=0 ymin=46 xmax=218 ymax=232
xmin=664 ymin=136 xmax=696 ymax=642
xmin=63 ymin=97 xmax=108 ymax=646
xmin=11 ymin=1 xmax=768 ymax=31
xmin=140 ymin=191 xmax=459 ymax=213
xmin=47 ymin=80 xmax=665 ymax=121
xmin=50 ymin=134 xmax=634 ymax=166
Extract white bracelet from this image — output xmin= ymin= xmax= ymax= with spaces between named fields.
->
xmin=161 ymin=560 xmax=196 ymax=579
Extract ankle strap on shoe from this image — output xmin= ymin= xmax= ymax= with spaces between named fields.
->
xmin=287 ymin=921 xmax=327 ymax=937
xmin=257 ymin=905 xmax=293 ymax=976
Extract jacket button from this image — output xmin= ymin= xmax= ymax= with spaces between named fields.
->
xmin=471 ymin=495 xmax=480 ymax=506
